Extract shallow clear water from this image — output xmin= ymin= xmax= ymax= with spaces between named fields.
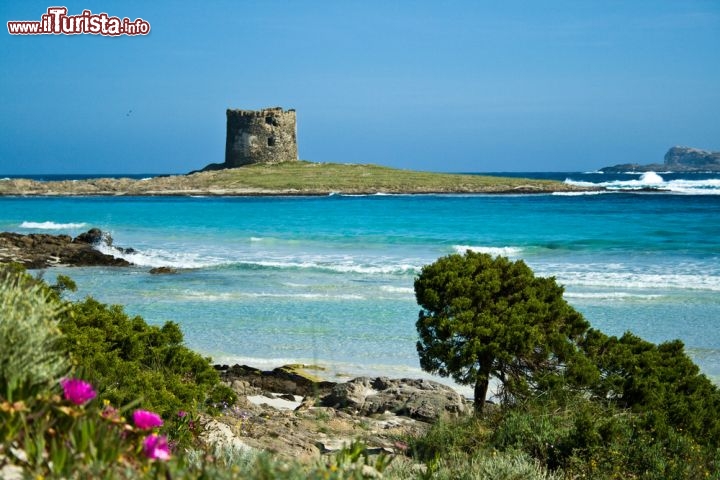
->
xmin=2 ymin=173 xmax=719 ymax=393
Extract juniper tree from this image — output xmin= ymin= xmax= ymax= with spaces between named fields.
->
xmin=415 ymin=251 xmax=591 ymax=412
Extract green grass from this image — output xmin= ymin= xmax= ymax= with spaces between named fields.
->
xmin=189 ymin=161 xmax=577 ymax=194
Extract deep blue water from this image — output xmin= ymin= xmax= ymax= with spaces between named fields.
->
xmin=2 ymin=171 xmax=719 ymax=395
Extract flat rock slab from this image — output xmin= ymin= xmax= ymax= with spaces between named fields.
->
xmin=247 ymin=393 xmax=303 ymax=410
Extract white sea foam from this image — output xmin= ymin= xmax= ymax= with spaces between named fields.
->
xmin=638 ymin=171 xmax=664 ymax=184
xmin=93 ymin=243 xmax=421 ymax=275
xmin=20 ymin=221 xmax=87 ymax=229
xmin=243 ymin=260 xmax=421 ymax=275
xmin=552 ymin=191 xmax=606 ymax=196
xmin=564 ymin=172 xmax=720 ymax=194
xmin=379 ymin=285 xmax=415 ymax=294
xmin=94 ymin=243 xmax=225 ymax=269
xmin=557 ymin=271 xmax=720 ymax=292
xmin=564 ymin=292 xmax=663 ymax=300
xmin=181 ymin=291 xmax=365 ymax=301
xmin=453 ymin=245 xmax=523 ymax=257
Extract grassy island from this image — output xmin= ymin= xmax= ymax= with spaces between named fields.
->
xmin=0 ymin=161 xmax=591 ymax=196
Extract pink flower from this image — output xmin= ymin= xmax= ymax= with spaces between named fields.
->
xmin=60 ymin=378 xmax=96 ymax=405
xmin=132 ymin=409 xmax=163 ymax=430
xmin=143 ymin=434 xmax=171 ymax=461
xmin=177 ymin=410 xmax=187 ymax=418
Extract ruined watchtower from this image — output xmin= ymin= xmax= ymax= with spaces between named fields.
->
xmin=225 ymin=107 xmax=298 ymax=167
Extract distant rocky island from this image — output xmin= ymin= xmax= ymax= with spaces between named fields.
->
xmin=600 ymin=146 xmax=720 ymax=173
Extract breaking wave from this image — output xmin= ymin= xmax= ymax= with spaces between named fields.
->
xmin=180 ymin=291 xmax=365 ymax=301
xmin=238 ymin=259 xmax=420 ymax=275
xmin=556 ymin=271 xmax=720 ymax=292
xmin=20 ymin=221 xmax=87 ymax=229
xmin=564 ymin=292 xmax=664 ymax=300
xmin=453 ymin=245 xmax=523 ymax=257
xmin=93 ymin=243 xmax=421 ymax=274
xmin=379 ymin=285 xmax=415 ymax=294
xmin=564 ymin=172 xmax=720 ymax=194
xmin=94 ymin=244 xmax=225 ymax=269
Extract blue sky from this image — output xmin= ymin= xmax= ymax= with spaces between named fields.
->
xmin=1 ymin=1 xmax=718 ymax=174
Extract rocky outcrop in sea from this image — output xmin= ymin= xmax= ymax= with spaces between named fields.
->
xmin=600 ymin=146 xmax=720 ymax=173
xmin=0 ymin=228 xmax=132 ymax=268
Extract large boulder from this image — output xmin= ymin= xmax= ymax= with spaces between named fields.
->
xmin=322 ymin=377 xmax=467 ymax=422
xmin=72 ymin=227 xmax=109 ymax=245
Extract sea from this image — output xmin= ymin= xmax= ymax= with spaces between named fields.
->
xmin=2 ymin=170 xmax=719 ymax=397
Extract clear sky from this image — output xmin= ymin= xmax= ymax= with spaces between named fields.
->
xmin=1 ymin=1 xmax=719 ymax=174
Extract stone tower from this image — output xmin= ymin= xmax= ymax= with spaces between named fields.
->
xmin=224 ymin=107 xmax=298 ymax=167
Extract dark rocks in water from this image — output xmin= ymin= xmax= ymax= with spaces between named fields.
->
xmin=601 ymin=146 xmax=720 ymax=173
xmin=0 ymin=229 xmax=132 ymax=268
xmin=73 ymin=227 xmax=109 ymax=245
xmin=321 ymin=376 xmax=468 ymax=422
xmin=149 ymin=266 xmax=177 ymax=275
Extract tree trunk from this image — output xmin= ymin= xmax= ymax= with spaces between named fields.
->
xmin=474 ymin=376 xmax=489 ymax=413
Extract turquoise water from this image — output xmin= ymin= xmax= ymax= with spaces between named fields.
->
xmin=2 ymin=180 xmax=720 ymax=392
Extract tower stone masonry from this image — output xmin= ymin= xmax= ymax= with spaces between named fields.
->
xmin=224 ymin=107 xmax=298 ymax=167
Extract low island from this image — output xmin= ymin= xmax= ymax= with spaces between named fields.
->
xmin=0 ymin=161 xmax=590 ymax=196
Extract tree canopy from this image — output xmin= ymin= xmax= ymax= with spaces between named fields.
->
xmin=414 ymin=251 xmax=591 ymax=411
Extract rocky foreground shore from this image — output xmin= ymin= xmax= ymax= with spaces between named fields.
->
xmin=204 ymin=365 xmax=470 ymax=463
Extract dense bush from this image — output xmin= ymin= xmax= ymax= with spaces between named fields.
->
xmin=0 ymin=264 xmax=235 ymax=421
xmin=58 ymin=297 xmax=236 ymax=419
xmin=580 ymin=329 xmax=720 ymax=445
xmin=0 ymin=264 xmax=68 ymax=402
xmin=408 ymin=393 xmax=719 ymax=479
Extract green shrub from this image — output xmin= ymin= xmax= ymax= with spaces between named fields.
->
xmin=581 ymin=329 xmax=720 ymax=446
xmin=485 ymin=392 xmax=720 ymax=479
xmin=59 ymin=297 xmax=236 ymax=419
xmin=0 ymin=265 xmax=69 ymax=403
xmin=408 ymin=414 xmax=488 ymax=462
xmin=490 ymin=409 xmax=570 ymax=470
xmin=426 ymin=450 xmax=562 ymax=480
